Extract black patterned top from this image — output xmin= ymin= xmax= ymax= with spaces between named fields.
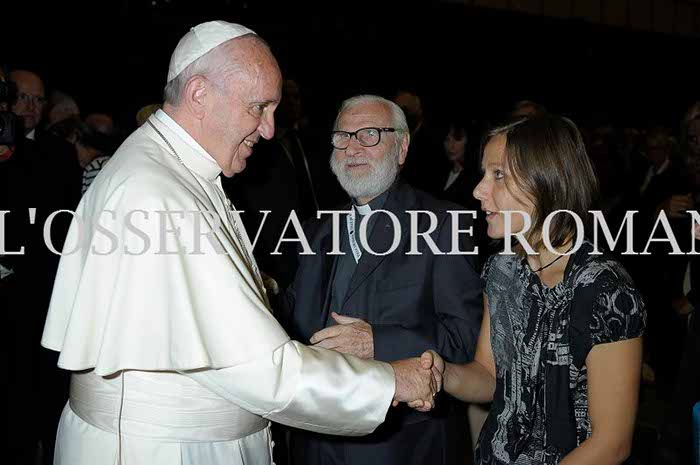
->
xmin=475 ymin=241 xmax=646 ymax=464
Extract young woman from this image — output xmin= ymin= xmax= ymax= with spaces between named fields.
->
xmin=421 ymin=115 xmax=646 ymax=464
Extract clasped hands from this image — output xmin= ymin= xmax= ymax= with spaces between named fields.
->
xmin=310 ymin=312 xmax=445 ymax=412
xmin=389 ymin=350 xmax=445 ymax=412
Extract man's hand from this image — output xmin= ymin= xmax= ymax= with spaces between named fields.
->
xmin=260 ymin=272 xmax=279 ymax=296
xmin=310 ymin=312 xmax=374 ymax=359
xmin=390 ymin=354 xmax=440 ymax=412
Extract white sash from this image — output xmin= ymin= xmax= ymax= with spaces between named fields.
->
xmin=69 ymin=370 xmax=268 ymax=442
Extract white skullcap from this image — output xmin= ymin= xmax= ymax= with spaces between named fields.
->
xmin=167 ymin=21 xmax=256 ymax=83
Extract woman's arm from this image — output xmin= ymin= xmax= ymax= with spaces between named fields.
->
xmin=442 ymin=296 xmax=497 ymax=403
xmin=559 ymin=337 xmax=642 ymax=465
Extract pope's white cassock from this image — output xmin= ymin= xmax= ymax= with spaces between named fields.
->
xmin=41 ymin=110 xmax=395 ymax=465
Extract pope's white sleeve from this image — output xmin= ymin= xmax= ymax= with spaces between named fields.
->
xmin=181 ymin=340 xmax=395 ymax=436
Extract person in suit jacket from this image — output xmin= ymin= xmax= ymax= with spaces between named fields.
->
xmin=393 ymin=88 xmax=448 ymax=197
xmin=622 ymin=126 xmax=693 ymax=396
xmin=222 ymin=79 xmax=328 ymax=289
xmin=437 ymin=116 xmax=495 ymax=268
xmin=279 ymin=95 xmax=483 ymax=465
xmin=6 ymin=69 xmax=81 ymax=464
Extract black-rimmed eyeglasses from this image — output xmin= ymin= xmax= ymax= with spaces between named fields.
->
xmin=331 ymin=127 xmax=396 ymax=150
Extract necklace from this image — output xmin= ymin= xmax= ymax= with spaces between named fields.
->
xmin=147 ymin=121 xmax=265 ymax=293
xmin=531 ymin=245 xmax=574 ymax=273
xmin=148 ymin=120 xmax=184 ymax=164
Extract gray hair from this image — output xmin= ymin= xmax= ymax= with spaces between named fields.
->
xmin=47 ymin=91 xmax=80 ymax=126
xmin=330 ymin=95 xmax=407 ymax=200
xmin=163 ymin=33 xmax=264 ymax=106
xmin=334 ymin=95 xmax=409 ymax=135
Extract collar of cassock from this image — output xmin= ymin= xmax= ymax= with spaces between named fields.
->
xmin=353 ymin=189 xmax=390 ymax=216
xmin=355 ymin=203 xmax=372 ymax=216
xmin=154 ymin=109 xmax=222 ymax=182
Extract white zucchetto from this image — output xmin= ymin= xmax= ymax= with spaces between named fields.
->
xmin=167 ymin=20 xmax=256 ymax=83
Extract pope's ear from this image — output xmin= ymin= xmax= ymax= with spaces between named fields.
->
xmin=183 ymin=75 xmax=209 ymax=120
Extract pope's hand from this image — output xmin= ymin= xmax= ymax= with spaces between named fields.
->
xmin=407 ymin=350 xmax=445 ymax=412
xmin=310 ymin=312 xmax=374 ymax=359
xmin=389 ymin=355 xmax=439 ymax=411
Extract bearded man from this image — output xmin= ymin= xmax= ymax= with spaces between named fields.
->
xmin=279 ymin=95 xmax=483 ymax=465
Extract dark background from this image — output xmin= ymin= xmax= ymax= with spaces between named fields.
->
xmin=7 ymin=0 xmax=699 ymax=133
xmin=4 ymin=3 xmax=698 ymax=464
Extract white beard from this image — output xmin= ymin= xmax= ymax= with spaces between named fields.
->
xmin=330 ymin=143 xmax=400 ymax=201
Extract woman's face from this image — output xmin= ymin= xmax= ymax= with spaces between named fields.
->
xmin=473 ymin=134 xmax=534 ymax=239
xmin=444 ymin=127 xmax=466 ymax=163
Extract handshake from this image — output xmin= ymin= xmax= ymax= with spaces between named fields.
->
xmin=389 ymin=350 xmax=445 ymax=413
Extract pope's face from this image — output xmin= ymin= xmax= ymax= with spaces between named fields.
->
xmin=202 ymin=40 xmax=282 ymax=177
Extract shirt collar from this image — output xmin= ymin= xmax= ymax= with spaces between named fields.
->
xmin=355 ymin=203 xmax=372 ymax=215
xmin=26 ymin=129 xmax=36 ymax=141
xmin=353 ymin=189 xmax=390 ymax=215
xmin=153 ymin=109 xmax=222 ymax=181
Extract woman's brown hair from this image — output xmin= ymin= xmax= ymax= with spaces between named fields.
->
xmin=485 ymin=115 xmax=599 ymax=252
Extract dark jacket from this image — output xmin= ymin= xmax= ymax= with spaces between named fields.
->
xmin=279 ymin=180 xmax=483 ymax=465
